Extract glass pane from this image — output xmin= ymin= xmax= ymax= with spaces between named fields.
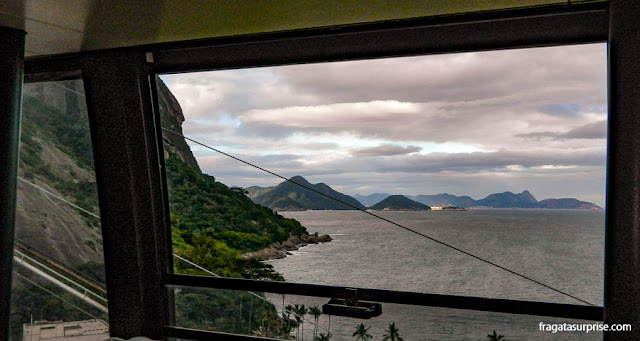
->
xmin=159 ymin=43 xmax=606 ymax=336
xmin=11 ymin=80 xmax=109 ymax=340
xmin=169 ymin=286 xmax=603 ymax=340
xmin=160 ymin=42 xmax=606 ymax=305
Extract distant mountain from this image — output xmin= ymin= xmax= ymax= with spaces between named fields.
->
xmin=370 ymin=195 xmax=431 ymax=211
xmin=517 ymin=190 xmax=538 ymax=203
xmin=409 ymin=193 xmax=477 ymax=208
xmin=352 ymin=189 xmax=599 ymax=210
xmin=246 ymin=185 xmax=271 ymax=198
xmin=536 ymin=198 xmax=599 ymax=209
xmin=353 ymin=193 xmax=391 ymax=207
xmin=476 ymin=190 xmax=538 ymax=208
xmin=249 ymin=176 xmax=366 ymax=211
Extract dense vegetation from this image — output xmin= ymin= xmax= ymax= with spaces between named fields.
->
xmin=160 ymin=74 xmax=311 ymax=336
xmin=164 ymin=141 xmax=310 ymax=336
xmin=0 ymin=78 xmax=312 ymax=336
xmin=166 ymin=153 xmax=306 ymax=280
xmin=12 ymin=80 xmax=312 ymax=339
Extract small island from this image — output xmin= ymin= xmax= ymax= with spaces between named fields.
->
xmin=370 ymin=195 xmax=431 ymax=211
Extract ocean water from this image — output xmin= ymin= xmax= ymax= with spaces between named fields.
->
xmin=268 ymin=209 xmax=605 ymax=341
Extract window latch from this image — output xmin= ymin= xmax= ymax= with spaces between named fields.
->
xmin=322 ymin=288 xmax=382 ymax=319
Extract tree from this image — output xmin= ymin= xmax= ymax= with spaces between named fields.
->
xmin=382 ymin=322 xmax=404 ymax=341
xmin=285 ymin=304 xmax=298 ymax=340
xmin=298 ymin=304 xmax=309 ymax=341
xmin=487 ymin=331 xmax=506 ymax=341
xmin=315 ymin=333 xmax=332 ymax=341
xmin=290 ymin=304 xmax=308 ymax=341
xmin=352 ymin=323 xmax=372 ymax=341
xmin=309 ymin=305 xmax=322 ymax=340
xmin=231 ymin=186 xmax=248 ymax=196
xmin=277 ymin=318 xmax=295 ymax=340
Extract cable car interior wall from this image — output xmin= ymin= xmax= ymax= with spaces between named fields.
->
xmin=1 ymin=1 xmax=639 ymax=340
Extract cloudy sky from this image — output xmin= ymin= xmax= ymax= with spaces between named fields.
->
xmin=161 ymin=43 xmax=607 ymax=206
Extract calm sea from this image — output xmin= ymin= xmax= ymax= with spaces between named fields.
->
xmin=268 ymin=209 xmax=605 ymax=341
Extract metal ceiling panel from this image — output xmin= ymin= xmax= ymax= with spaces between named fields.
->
xmin=1 ymin=0 xmax=607 ymax=57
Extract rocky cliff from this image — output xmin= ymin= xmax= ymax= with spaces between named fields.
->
xmin=17 ymin=80 xmax=103 ymax=267
xmin=242 ymin=233 xmax=332 ymax=260
xmin=156 ymin=77 xmax=201 ymax=172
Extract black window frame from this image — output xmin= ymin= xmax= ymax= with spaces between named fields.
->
xmin=17 ymin=1 xmax=640 ymax=339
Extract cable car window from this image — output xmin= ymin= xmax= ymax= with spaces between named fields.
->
xmin=158 ymin=43 xmax=606 ymax=340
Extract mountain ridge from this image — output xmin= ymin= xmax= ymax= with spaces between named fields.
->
xmin=247 ymin=176 xmax=366 ymax=211
xmin=354 ymin=190 xmax=599 ymax=210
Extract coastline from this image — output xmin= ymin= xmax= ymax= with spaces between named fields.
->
xmin=241 ymin=232 xmax=332 ymax=260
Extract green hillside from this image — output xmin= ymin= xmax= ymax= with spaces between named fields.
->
xmin=370 ymin=195 xmax=431 ymax=211
xmin=159 ymin=78 xmax=309 ymax=336
xmin=249 ymin=175 xmax=366 ymax=211
xmin=12 ymin=81 xmax=107 ymax=340
xmin=165 ymin=154 xmax=306 ymax=279
xmin=12 ymin=79 xmax=309 ymax=338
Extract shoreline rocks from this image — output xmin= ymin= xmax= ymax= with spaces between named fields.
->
xmin=241 ymin=232 xmax=332 ymax=260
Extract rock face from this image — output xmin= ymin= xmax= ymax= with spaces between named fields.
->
xmin=157 ymin=77 xmax=201 ymax=172
xmin=14 ymin=78 xmax=197 ymax=267
xmin=242 ymin=233 xmax=332 ymax=260
xmin=17 ymin=81 xmax=104 ymax=266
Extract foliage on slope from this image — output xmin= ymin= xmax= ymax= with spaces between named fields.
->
xmin=12 ymin=78 xmax=306 ymax=338
xmin=166 ymin=152 xmax=307 ymax=280
xmin=159 ymin=76 xmax=310 ymax=336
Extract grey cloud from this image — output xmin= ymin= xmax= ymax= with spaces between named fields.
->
xmin=196 ymin=153 xmax=308 ymax=178
xmin=234 ymin=122 xmax=304 ymax=140
xmin=351 ymin=144 xmax=422 ymax=156
xmin=274 ymin=44 xmax=606 ymax=106
xmin=181 ymin=120 xmax=229 ymax=134
xmin=298 ymin=149 xmax=606 ymax=176
xmin=165 ymin=43 xmax=607 ymax=205
xmin=195 ymin=151 xmax=606 ymax=205
xmin=540 ymin=103 xmax=582 ymax=117
xmin=168 ymin=44 xmax=607 ymax=153
xmin=517 ymin=120 xmax=607 ymax=140
xmin=197 ymin=147 xmax=605 ymax=182
xmin=564 ymin=120 xmax=608 ymax=139
xmin=164 ymin=43 xmax=606 ymax=120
